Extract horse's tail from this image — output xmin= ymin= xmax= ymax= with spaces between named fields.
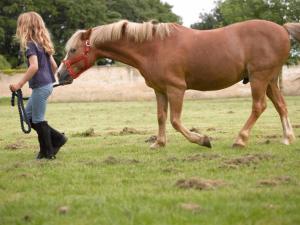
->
xmin=283 ymin=23 xmax=300 ymax=42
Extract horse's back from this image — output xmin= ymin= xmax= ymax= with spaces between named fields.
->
xmin=171 ymin=20 xmax=290 ymax=90
xmin=190 ymin=20 xmax=290 ymax=70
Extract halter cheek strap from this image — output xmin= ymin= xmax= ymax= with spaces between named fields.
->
xmin=62 ymin=40 xmax=91 ymax=79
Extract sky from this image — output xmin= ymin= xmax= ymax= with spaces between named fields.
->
xmin=162 ymin=0 xmax=217 ymax=27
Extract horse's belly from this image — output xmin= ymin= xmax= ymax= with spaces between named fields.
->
xmin=183 ymin=41 xmax=246 ymax=91
xmin=186 ymin=71 xmax=243 ymax=91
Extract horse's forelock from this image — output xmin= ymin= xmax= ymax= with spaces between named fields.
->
xmin=65 ymin=30 xmax=86 ymax=52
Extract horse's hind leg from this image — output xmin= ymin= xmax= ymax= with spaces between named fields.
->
xmin=233 ymin=71 xmax=270 ymax=148
xmin=267 ymin=80 xmax=295 ymax=145
xmin=167 ymin=86 xmax=211 ymax=148
xmin=150 ymin=90 xmax=168 ymax=149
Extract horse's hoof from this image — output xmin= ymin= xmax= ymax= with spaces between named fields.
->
xmin=232 ymin=143 xmax=245 ymax=148
xmin=282 ymin=139 xmax=291 ymax=145
xmin=150 ymin=141 xmax=165 ymax=149
xmin=202 ymin=136 xmax=212 ymax=148
xmin=282 ymin=134 xmax=296 ymax=145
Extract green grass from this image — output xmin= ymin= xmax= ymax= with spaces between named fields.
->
xmin=0 ymin=97 xmax=300 ymax=225
xmin=0 ymin=97 xmax=10 ymax=105
xmin=0 ymin=68 xmax=27 ymax=75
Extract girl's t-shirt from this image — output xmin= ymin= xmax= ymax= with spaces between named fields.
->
xmin=25 ymin=42 xmax=55 ymax=89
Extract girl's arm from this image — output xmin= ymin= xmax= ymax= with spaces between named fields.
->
xmin=9 ymin=55 xmax=38 ymax=92
xmin=50 ymin=55 xmax=57 ymax=74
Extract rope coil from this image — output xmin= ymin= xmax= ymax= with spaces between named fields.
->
xmin=11 ymin=89 xmax=31 ymax=134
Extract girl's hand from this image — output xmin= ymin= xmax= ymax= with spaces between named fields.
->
xmin=9 ymin=83 xmax=22 ymax=92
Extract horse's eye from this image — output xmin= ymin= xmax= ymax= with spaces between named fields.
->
xmin=70 ymin=48 xmax=76 ymax=53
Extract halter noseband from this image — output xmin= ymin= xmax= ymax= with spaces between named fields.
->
xmin=62 ymin=40 xmax=91 ymax=79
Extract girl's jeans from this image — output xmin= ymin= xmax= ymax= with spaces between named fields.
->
xmin=25 ymin=83 xmax=53 ymax=123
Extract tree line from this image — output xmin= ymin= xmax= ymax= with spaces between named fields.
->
xmin=0 ymin=0 xmax=180 ymax=68
xmin=1 ymin=0 xmax=299 ymax=69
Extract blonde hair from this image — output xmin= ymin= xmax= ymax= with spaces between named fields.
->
xmin=91 ymin=20 xmax=174 ymax=43
xmin=16 ymin=11 xmax=55 ymax=55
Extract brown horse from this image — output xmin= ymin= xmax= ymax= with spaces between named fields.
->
xmin=56 ymin=19 xmax=300 ymax=148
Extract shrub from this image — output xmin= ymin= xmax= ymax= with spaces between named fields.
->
xmin=0 ymin=55 xmax=11 ymax=70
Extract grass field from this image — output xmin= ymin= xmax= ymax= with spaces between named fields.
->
xmin=0 ymin=97 xmax=300 ymax=225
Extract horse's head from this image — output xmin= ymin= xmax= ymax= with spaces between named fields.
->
xmin=56 ymin=29 xmax=97 ymax=85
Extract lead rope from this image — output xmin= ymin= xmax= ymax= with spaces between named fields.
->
xmin=11 ymin=89 xmax=31 ymax=134
xmin=11 ymin=82 xmax=69 ymax=134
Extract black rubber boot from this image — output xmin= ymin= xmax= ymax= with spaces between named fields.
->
xmin=30 ymin=121 xmax=46 ymax=159
xmin=34 ymin=121 xmax=55 ymax=160
xmin=48 ymin=125 xmax=68 ymax=156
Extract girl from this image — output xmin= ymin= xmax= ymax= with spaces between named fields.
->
xmin=9 ymin=11 xmax=67 ymax=159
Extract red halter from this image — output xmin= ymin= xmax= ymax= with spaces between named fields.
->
xmin=62 ymin=40 xmax=92 ymax=79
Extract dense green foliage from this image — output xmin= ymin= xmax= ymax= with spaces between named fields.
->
xmin=0 ymin=0 xmax=180 ymax=67
xmin=0 ymin=98 xmax=300 ymax=224
xmin=2 ymin=0 xmax=300 ymax=68
xmin=0 ymin=54 xmax=11 ymax=69
xmin=192 ymin=0 xmax=300 ymax=29
xmin=191 ymin=0 xmax=300 ymax=64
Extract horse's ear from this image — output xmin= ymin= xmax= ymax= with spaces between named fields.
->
xmin=81 ymin=28 xmax=92 ymax=40
xmin=121 ymin=21 xmax=128 ymax=35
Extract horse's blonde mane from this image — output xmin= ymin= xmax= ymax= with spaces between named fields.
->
xmin=66 ymin=20 xmax=175 ymax=51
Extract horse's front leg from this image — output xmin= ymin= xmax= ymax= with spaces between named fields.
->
xmin=167 ymin=85 xmax=211 ymax=148
xmin=150 ymin=90 xmax=168 ymax=149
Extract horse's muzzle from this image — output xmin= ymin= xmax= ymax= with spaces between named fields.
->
xmin=57 ymin=70 xmax=74 ymax=85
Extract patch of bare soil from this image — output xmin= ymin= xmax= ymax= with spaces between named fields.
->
xmin=263 ymin=204 xmax=280 ymax=209
xmin=220 ymin=153 xmax=273 ymax=169
xmin=125 ymin=159 xmax=140 ymax=164
xmin=18 ymin=173 xmax=34 ymax=178
xmin=145 ymin=135 xmax=157 ymax=143
xmin=102 ymin=156 xmax=140 ymax=165
xmin=263 ymin=140 xmax=271 ymax=144
xmin=207 ymin=127 xmax=217 ymax=131
xmin=4 ymin=162 xmax=26 ymax=172
xmin=120 ymin=127 xmax=147 ymax=135
xmin=103 ymin=156 xmax=119 ymax=164
xmin=176 ymin=177 xmax=225 ymax=190
xmin=179 ymin=203 xmax=202 ymax=212
xmin=72 ymin=128 xmax=97 ymax=137
xmin=264 ymin=135 xmax=280 ymax=139
xmin=257 ymin=176 xmax=291 ymax=187
xmin=183 ymin=153 xmax=220 ymax=162
xmin=78 ymin=159 xmax=102 ymax=167
xmin=12 ymin=162 xmax=24 ymax=168
xmin=167 ymin=156 xmax=178 ymax=162
xmin=58 ymin=206 xmax=69 ymax=214
xmin=162 ymin=167 xmax=180 ymax=173
xmin=23 ymin=215 xmax=32 ymax=222
xmin=293 ymin=124 xmax=300 ymax=128
xmin=4 ymin=140 xmax=26 ymax=150
xmin=106 ymin=131 xmax=120 ymax=136
xmin=256 ymin=135 xmax=280 ymax=144
xmin=107 ymin=127 xmax=148 ymax=136
xmin=189 ymin=127 xmax=201 ymax=133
